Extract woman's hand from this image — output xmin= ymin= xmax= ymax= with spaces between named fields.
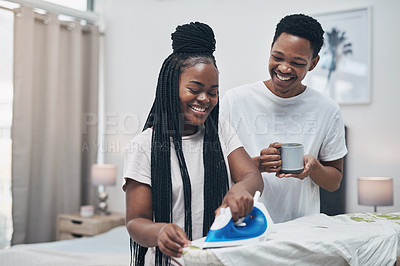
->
xmin=217 ymin=186 xmax=254 ymax=222
xmin=157 ymin=223 xmax=190 ymax=258
xmin=223 ymin=146 xmax=264 ymax=222
xmin=126 ymin=179 xmax=190 ymax=258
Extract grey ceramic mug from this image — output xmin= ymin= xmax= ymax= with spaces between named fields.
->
xmin=279 ymin=143 xmax=304 ymax=174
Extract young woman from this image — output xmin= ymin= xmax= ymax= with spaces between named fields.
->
xmin=123 ymin=22 xmax=263 ymax=266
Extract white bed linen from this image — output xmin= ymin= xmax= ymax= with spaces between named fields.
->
xmin=3 ymin=214 xmax=399 ymax=266
xmin=184 ymin=213 xmax=400 ymax=266
xmin=0 ymin=226 xmax=130 ymax=266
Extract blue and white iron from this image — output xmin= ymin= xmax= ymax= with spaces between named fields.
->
xmin=202 ymin=191 xmax=274 ymax=248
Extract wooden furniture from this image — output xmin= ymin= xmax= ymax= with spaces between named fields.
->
xmin=56 ymin=212 xmax=125 ymax=240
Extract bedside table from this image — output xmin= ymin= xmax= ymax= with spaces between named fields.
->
xmin=57 ymin=212 xmax=125 ymax=240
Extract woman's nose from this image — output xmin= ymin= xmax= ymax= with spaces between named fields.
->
xmin=197 ymin=93 xmax=209 ymax=103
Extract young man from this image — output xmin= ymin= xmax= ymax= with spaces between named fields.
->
xmin=220 ymin=14 xmax=347 ymax=223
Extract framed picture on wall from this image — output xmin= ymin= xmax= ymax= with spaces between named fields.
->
xmin=305 ymin=7 xmax=371 ymax=105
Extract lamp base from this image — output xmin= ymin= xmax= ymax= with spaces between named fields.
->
xmin=96 ymin=190 xmax=110 ymax=215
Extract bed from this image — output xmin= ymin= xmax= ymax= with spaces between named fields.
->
xmin=0 ymin=225 xmax=130 ymax=266
xmin=1 ymin=212 xmax=399 ymax=266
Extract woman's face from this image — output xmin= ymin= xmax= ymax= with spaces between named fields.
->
xmin=179 ymin=63 xmax=219 ymax=136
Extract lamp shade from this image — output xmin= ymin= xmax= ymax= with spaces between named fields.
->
xmin=358 ymin=177 xmax=393 ymax=206
xmin=91 ymin=164 xmax=117 ymax=186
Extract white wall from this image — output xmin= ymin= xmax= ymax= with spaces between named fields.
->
xmin=95 ymin=0 xmax=400 ymax=215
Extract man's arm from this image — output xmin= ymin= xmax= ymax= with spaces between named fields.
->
xmin=276 ymin=156 xmax=343 ymax=192
xmin=309 ymin=157 xmax=343 ymax=192
xmin=253 ymin=141 xmax=344 ymax=192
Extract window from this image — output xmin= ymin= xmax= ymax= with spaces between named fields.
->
xmin=43 ymin=0 xmax=89 ymax=11
xmin=0 ymin=5 xmax=14 ymax=249
xmin=0 ymin=0 xmax=90 ymax=249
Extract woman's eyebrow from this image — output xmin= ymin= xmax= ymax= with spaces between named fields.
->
xmin=189 ymin=80 xmax=219 ymax=88
xmin=189 ymin=80 xmax=204 ymax=86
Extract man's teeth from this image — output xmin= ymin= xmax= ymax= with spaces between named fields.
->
xmin=277 ymin=73 xmax=291 ymax=81
xmin=191 ymin=106 xmax=206 ymax=112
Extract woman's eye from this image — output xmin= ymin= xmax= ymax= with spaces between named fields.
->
xmin=188 ymin=88 xmax=198 ymax=93
xmin=208 ymin=92 xmax=217 ymax=97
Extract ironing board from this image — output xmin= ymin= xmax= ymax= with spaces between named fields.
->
xmin=183 ymin=212 xmax=400 ymax=266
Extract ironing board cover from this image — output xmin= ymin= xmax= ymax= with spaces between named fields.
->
xmin=183 ymin=213 xmax=400 ymax=266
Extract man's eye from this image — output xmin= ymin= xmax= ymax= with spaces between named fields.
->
xmin=272 ymin=55 xmax=283 ymax=61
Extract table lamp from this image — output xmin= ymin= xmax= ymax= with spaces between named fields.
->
xmin=358 ymin=177 xmax=393 ymax=212
xmin=91 ymin=164 xmax=117 ymax=215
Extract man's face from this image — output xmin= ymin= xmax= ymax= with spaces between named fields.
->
xmin=267 ymin=32 xmax=319 ymax=98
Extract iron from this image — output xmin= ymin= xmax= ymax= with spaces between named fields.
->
xmin=201 ymin=191 xmax=274 ymax=249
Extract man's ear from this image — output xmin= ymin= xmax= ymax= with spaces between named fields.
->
xmin=309 ymin=55 xmax=320 ymax=71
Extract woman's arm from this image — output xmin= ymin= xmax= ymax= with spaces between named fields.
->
xmin=125 ymin=179 xmax=190 ymax=257
xmin=220 ymin=147 xmax=264 ymax=221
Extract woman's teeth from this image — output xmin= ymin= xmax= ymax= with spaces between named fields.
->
xmin=191 ymin=106 xmax=206 ymax=112
xmin=277 ymin=73 xmax=291 ymax=81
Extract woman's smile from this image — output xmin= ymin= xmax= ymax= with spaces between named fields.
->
xmin=189 ymin=104 xmax=207 ymax=113
xmin=179 ymin=63 xmax=219 ymax=135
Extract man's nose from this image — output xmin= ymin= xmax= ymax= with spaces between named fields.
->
xmin=279 ymin=63 xmax=292 ymax=73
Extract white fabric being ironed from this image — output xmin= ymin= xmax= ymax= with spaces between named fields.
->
xmin=183 ymin=213 xmax=400 ymax=266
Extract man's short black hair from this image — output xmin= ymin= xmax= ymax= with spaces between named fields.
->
xmin=273 ymin=14 xmax=324 ymax=58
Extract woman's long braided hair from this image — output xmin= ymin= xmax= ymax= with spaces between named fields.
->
xmin=130 ymin=22 xmax=229 ymax=266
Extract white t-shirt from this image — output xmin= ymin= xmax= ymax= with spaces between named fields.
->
xmin=220 ymin=80 xmax=348 ymax=223
xmin=123 ymin=118 xmax=242 ymax=265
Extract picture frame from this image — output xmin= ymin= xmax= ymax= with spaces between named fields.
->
xmin=305 ymin=7 xmax=371 ymax=105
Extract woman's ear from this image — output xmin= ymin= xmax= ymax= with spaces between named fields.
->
xmin=309 ymin=55 xmax=320 ymax=71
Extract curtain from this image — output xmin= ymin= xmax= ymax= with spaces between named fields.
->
xmin=11 ymin=6 xmax=99 ymax=244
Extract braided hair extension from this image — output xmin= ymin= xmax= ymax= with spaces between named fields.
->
xmin=130 ymin=22 xmax=229 ymax=266
xmin=202 ymin=101 xmax=229 ymax=235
